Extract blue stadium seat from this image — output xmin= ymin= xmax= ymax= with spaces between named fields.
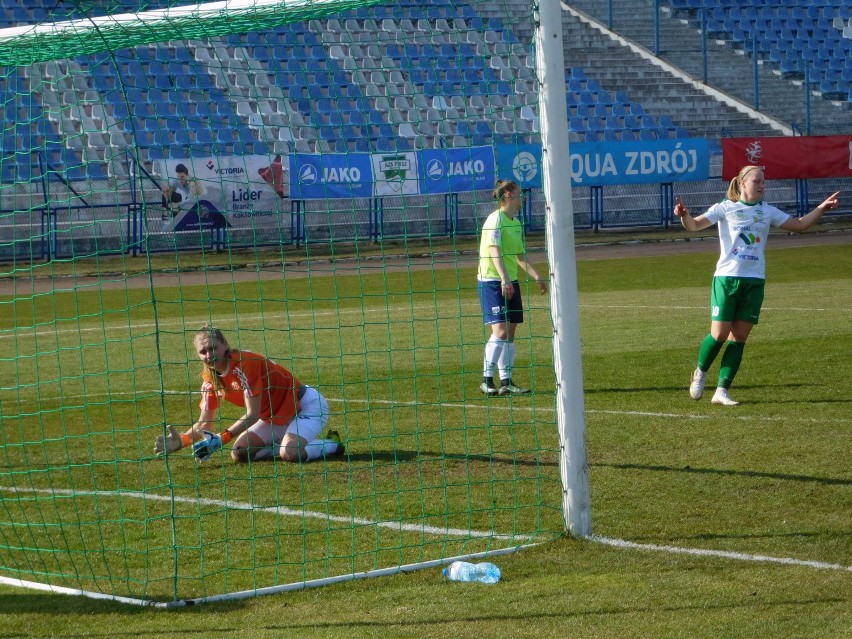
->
xmin=348 ymin=110 xmax=367 ymax=126
xmin=575 ymin=103 xmax=593 ymax=118
xmin=605 ymin=115 xmax=624 ymax=130
xmin=640 ymin=115 xmax=657 ymax=128
xmin=588 ymin=117 xmax=605 ymax=132
xmin=318 ymin=126 xmax=337 ymax=141
xmin=174 ymin=129 xmax=193 ymax=145
xmin=86 ymin=163 xmax=108 ymax=180
xmin=194 ymin=129 xmax=213 ymax=146
xmin=474 ymin=121 xmax=491 ymax=136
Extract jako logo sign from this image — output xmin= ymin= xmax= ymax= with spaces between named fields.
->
xmin=298 ymin=164 xmax=318 ymax=184
xmin=300 ymin=164 xmax=362 ymax=184
xmin=426 ymin=159 xmax=444 ymax=179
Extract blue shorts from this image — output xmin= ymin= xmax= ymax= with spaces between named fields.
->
xmin=478 ymin=280 xmax=524 ymax=325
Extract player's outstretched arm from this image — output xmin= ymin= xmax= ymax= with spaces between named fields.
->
xmin=673 ymin=197 xmax=712 ymax=232
xmin=781 ymin=191 xmax=840 ymax=233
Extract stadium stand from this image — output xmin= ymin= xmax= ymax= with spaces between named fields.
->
xmin=567 ymin=0 xmax=852 ymax=134
xmin=2 ymin=0 xmax=850 ymax=184
xmin=668 ymin=0 xmax=852 ymax=97
xmin=0 ymin=0 xmax=696 ymax=184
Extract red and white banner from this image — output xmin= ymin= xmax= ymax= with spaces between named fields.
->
xmin=722 ymin=135 xmax=852 ymax=180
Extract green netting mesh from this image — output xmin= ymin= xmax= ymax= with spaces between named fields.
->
xmin=0 ymin=1 xmax=389 ymax=66
xmin=0 ymin=0 xmax=561 ymax=605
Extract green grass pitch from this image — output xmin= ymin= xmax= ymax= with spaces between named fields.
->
xmin=0 ymin=240 xmax=849 ymax=637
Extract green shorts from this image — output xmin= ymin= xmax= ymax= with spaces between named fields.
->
xmin=710 ymin=276 xmax=765 ymax=324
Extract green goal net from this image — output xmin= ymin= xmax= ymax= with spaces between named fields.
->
xmin=0 ymin=0 xmax=571 ymax=605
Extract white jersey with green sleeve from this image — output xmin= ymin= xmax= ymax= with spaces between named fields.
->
xmin=704 ymin=199 xmax=790 ymax=279
xmin=478 ymin=209 xmax=525 ymax=281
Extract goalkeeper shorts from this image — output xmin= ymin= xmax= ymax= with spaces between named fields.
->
xmin=247 ymin=386 xmax=330 ymax=444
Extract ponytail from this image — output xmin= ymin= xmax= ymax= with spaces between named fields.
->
xmin=726 ymin=165 xmax=761 ymax=201
xmin=493 ymin=179 xmax=519 ymax=202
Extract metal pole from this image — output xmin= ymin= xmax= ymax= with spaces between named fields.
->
xmin=752 ymin=38 xmax=760 ymax=112
xmin=804 ymin=68 xmax=812 ymax=135
xmin=701 ymin=8 xmax=708 ymax=84
xmin=654 ymin=0 xmax=661 ymax=56
xmin=535 ymin=0 xmax=592 ymax=537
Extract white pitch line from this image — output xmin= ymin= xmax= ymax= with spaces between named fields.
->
xmin=1 ymin=389 xmax=851 ymax=425
xmin=0 ymin=302 xmax=485 ymax=342
xmin=327 ymin=398 xmax=852 ymax=424
xmin=2 ymin=298 xmax=846 ymax=342
xmin=591 ymin=536 xmax=852 ymax=572
xmin=1 ymin=486 xmax=846 ymax=573
xmin=0 ymin=485 xmax=528 ymax=542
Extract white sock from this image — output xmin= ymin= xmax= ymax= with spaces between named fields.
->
xmin=498 ymin=341 xmax=516 ymax=383
xmin=483 ymin=335 xmax=506 ymax=378
xmin=304 ymin=438 xmax=339 ymax=461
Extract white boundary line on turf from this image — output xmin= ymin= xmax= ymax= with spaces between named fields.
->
xmin=591 ymin=536 xmax=852 ymax=572
xmin=1 ymin=388 xmax=851 ymax=425
xmin=0 ymin=486 xmax=529 ymax=542
xmin=327 ymin=398 xmax=852 ymax=425
xmin=1 ymin=485 xmax=848 ymax=575
xmin=0 ymin=543 xmax=536 ymax=609
xmin=2 ymin=297 xmax=847 ymax=342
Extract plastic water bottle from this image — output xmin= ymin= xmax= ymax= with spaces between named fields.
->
xmin=442 ymin=561 xmax=501 ymax=584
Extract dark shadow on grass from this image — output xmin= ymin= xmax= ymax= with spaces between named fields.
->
xmin=0 ymin=594 xmax=840 ymax=628
xmin=253 ymin=596 xmax=845 ymax=631
xmin=350 ymin=454 xmax=852 ymax=486
xmin=0 ymin=592 xmax=242 ymax=617
xmin=595 ymin=462 xmax=852 ymax=486
xmin=352 ymin=450 xmax=555 ymax=468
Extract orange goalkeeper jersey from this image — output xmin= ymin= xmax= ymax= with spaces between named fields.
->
xmin=199 ymin=349 xmax=302 ymax=426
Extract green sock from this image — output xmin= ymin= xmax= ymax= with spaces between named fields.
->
xmin=718 ymin=341 xmax=745 ymax=389
xmin=697 ymin=334 xmax=725 ymax=372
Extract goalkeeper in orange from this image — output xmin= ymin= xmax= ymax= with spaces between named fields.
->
xmin=154 ymin=326 xmax=344 ymax=463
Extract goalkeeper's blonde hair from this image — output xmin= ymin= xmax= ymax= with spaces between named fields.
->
xmin=194 ymin=325 xmax=229 ymax=398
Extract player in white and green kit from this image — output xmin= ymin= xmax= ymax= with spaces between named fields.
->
xmin=477 ymin=180 xmax=548 ymax=395
xmin=674 ymin=165 xmax=840 ymax=405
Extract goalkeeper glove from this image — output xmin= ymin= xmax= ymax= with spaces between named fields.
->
xmin=193 ymin=430 xmax=224 ymax=462
xmin=154 ymin=425 xmax=190 ymax=456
